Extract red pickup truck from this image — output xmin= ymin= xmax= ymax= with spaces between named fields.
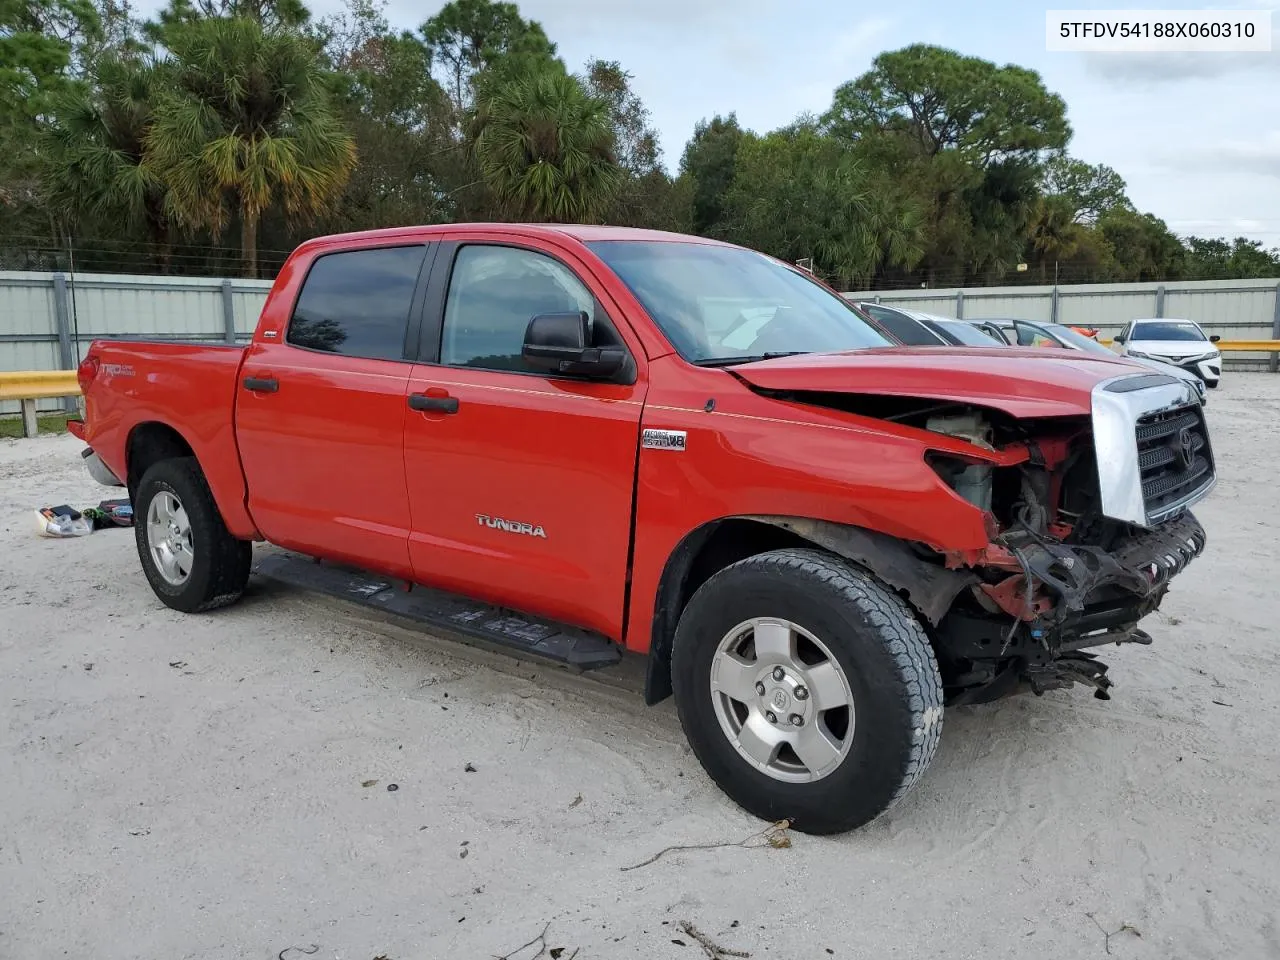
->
xmin=70 ymin=224 xmax=1215 ymax=834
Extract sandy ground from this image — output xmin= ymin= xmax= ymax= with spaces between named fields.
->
xmin=1 ymin=376 xmax=1278 ymax=960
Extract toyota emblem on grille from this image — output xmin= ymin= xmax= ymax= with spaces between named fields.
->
xmin=1175 ymin=427 xmax=1195 ymax=469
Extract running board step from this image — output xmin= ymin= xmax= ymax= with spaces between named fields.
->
xmin=253 ymin=552 xmax=622 ymax=670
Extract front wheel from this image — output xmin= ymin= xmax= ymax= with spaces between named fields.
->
xmin=133 ymin=457 xmax=252 ymax=613
xmin=671 ymin=548 xmax=944 ymax=835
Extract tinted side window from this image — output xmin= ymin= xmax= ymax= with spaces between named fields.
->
xmin=866 ymin=305 xmax=939 ymax=345
xmin=441 ymin=245 xmax=600 ymax=373
xmin=288 ymin=246 xmax=426 ymax=360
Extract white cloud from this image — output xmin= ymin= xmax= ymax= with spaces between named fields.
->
xmin=1160 ymin=130 xmax=1280 ymax=180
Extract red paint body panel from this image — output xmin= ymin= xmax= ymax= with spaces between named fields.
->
xmin=78 ymin=340 xmax=259 ymax=539
xmin=732 ymin=347 xmax=1130 ymax=419
xmin=235 ymin=343 xmax=416 ymax=578
xmin=77 ymin=223 xmax=1134 ymax=659
xmin=403 ymin=366 xmax=643 ymax=638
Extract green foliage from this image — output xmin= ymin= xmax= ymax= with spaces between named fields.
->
xmin=144 ymin=16 xmax=356 ymax=276
xmin=1183 ymin=236 xmax=1280 ymax=279
xmin=679 ymin=113 xmax=743 ymax=236
xmin=1041 ymin=155 xmax=1131 ymax=225
xmin=2 ymin=0 xmax=1272 ymax=287
xmin=420 ymin=0 xmax=555 ymax=114
xmin=824 ymin=44 xmax=1069 ymax=165
xmin=471 ymin=59 xmax=621 ymax=222
xmin=43 ymin=54 xmax=170 ymax=260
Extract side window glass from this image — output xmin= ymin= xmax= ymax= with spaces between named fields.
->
xmin=441 ymin=245 xmax=603 ymax=373
xmin=288 ymin=246 xmax=425 ymax=360
xmin=868 ymin=306 xmax=933 ymax=345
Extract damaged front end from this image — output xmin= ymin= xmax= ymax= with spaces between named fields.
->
xmin=920 ymin=373 xmax=1215 ymax=704
xmin=875 ymin=376 xmax=1213 ymax=706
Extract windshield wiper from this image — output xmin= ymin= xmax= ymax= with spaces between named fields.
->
xmin=692 ymin=351 xmax=809 ymax=368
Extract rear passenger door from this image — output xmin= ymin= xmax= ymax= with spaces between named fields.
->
xmin=401 ymin=239 xmax=647 ymax=641
xmin=235 ymin=241 xmax=435 ymax=577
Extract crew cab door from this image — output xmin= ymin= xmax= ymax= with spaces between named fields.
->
xmin=235 ymin=241 xmax=436 ymax=578
xmin=402 ymin=239 xmax=647 ymax=640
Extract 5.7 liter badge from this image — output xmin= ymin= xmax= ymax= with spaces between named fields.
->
xmin=642 ymin=429 xmax=687 ymax=451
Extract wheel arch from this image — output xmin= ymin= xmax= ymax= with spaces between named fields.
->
xmin=643 ymin=515 xmax=977 ymax=705
xmin=126 ymin=421 xmax=196 ymax=495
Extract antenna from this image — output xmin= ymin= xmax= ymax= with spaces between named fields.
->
xmin=65 ymin=229 xmax=81 ymax=357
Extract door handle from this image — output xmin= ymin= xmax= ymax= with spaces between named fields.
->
xmin=243 ymin=376 xmax=278 ymax=393
xmin=408 ymin=392 xmax=459 ymax=414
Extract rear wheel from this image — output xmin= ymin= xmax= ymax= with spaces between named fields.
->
xmin=671 ymin=548 xmax=943 ymax=835
xmin=134 ymin=457 xmax=251 ymax=613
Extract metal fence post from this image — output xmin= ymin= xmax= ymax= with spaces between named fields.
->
xmin=1051 ymin=286 xmax=1060 ymax=325
xmin=221 ymin=279 xmax=237 ymax=343
xmin=1271 ymin=282 xmax=1280 ymax=373
xmin=1155 ymin=285 xmax=1165 ymax=319
xmin=956 ymin=290 xmax=965 ymax=319
xmin=51 ymin=273 xmax=78 ymax=413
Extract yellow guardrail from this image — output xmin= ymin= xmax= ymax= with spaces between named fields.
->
xmin=0 ymin=370 xmax=81 ymax=402
xmin=1214 ymin=340 xmax=1280 ymax=351
xmin=0 ymin=371 xmax=82 ymax=438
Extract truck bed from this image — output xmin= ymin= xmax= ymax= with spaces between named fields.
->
xmin=80 ymin=339 xmax=255 ymax=538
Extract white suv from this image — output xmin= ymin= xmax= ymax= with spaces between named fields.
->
xmin=1113 ymin=319 xmax=1222 ymax=388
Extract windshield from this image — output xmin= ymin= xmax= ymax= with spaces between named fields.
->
xmin=935 ymin=320 xmax=1007 ymax=346
xmin=587 ymin=240 xmax=891 ymax=363
xmin=1045 ymin=323 xmax=1113 ymax=356
xmin=1132 ymin=321 xmax=1206 ymax=342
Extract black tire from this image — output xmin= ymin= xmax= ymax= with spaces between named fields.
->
xmin=133 ymin=456 xmax=252 ymax=613
xmin=1205 ymin=379 xmax=1219 ymax=389
xmin=671 ymin=548 xmax=943 ymax=835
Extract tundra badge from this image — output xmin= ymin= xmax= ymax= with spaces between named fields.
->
xmin=642 ymin=429 xmax=687 ymax=451
xmin=475 ymin=514 xmax=547 ymax=539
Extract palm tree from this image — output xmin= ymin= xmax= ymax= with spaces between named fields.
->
xmin=44 ymin=55 xmax=174 ymax=270
xmin=471 ymin=63 xmax=621 ymax=223
xmin=145 ymin=17 xmax=356 ymax=277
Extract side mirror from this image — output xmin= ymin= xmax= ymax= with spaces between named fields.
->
xmin=522 ymin=311 xmax=625 ymax=379
xmin=1209 ymin=334 xmax=1221 ymax=343
xmin=1114 ymin=333 xmax=1126 ymax=344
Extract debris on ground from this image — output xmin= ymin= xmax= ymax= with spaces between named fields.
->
xmin=495 ymin=921 xmax=550 ymax=960
xmin=386 ymin=783 xmax=398 ymax=792
xmin=621 ymin=820 xmax=792 ymax=872
xmin=361 ymin=779 xmax=378 ymax=788
xmin=34 ymin=499 xmax=132 ymax=538
xmin=678 ymin=921 xmax=750 ymax=959
xmin=1086 ymin=913 xmax=1141 ymax=954
xmin=464 ymin=762 xmax=476 ymax=773
xmin=568 ymin=793 xmax=583 ymax=809
xmin=35 ymin=505 xmax=92 ymax=537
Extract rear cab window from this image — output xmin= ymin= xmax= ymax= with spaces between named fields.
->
xmin=287 ymin=245 xmax=428 ymax=361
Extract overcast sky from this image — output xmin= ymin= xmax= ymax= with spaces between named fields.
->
xmin=146 ymin=0 xmax=1280 ymax=247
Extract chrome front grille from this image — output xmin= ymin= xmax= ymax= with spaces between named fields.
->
xmin=1134 ymin=403 xmax=1214 ymax=520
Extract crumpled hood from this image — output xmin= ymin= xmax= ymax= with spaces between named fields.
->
xmin=732 ymin=346 xmax=1141 ymax=418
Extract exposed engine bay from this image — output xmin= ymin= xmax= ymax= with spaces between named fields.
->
xmin=749 ymin=375 xmax=1214 ymax=705
xmin=918 ymin=396 xmax=1210 ymax=703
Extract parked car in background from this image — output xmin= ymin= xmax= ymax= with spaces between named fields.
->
xmin=971 ymin=318 xmax=1206 ymax=404
xmin=853 ymin=302 xmax=1005 ymax=346
xmin=1112 ymin=319 xmax=1222 ymax=388
xmin=987 ymin=320 xmax=1208 ymax=405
